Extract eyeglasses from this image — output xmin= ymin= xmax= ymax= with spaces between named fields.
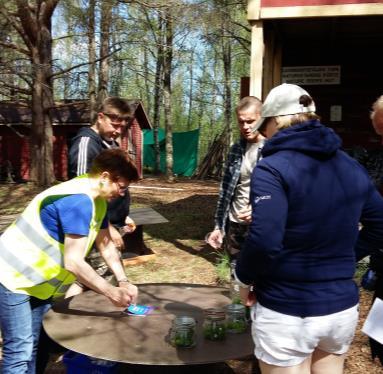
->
xmin=114 ymin=180 xmax=128 ymax=193
xmin=102 ymin=112 xmax=130 ymax=124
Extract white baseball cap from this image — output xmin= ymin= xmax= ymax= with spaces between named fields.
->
xmin=254 ymin=83 xmax=316 ymax=131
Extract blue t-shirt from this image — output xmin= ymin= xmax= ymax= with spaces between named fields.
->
xmin=40 ymin=194 xmax=108 ymax=243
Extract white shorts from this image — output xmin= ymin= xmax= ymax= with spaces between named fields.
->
xmin=251 ymin=303 xmax=359 ymax=367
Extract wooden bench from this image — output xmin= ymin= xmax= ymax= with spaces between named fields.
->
xmin=121 ymin=207 xmax=168 ymax=266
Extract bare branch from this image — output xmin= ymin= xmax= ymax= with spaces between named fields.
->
xmin=0 ymin=6 xmax=33 ymax=51
xmin=0 ymin=81 xmax=32 ymax=95
xmin=49 ymin=48 xmax=121 ymax=79
xmin=230 ymin=19 xmax=251 ymax=34
xmin=0 ymin=67 xmax=33 ymax=87
xmin=0 ymin=41 xmax=30 ymax=56
xmin=118 ymin=0 xmax=173 ymax=9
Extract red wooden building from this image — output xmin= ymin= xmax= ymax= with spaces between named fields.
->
xmin=246 ymin=0 xmax=383 ymax=150
xmin=0 ymin=100 xmax=151 ymax=182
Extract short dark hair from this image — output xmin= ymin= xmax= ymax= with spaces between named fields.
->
xmin=92 ymin=97 xmax=135 ymax=124
xmin=236 ymin=96 xmax=262 ymax=114
xmin=89 ymin=148 xmax=139 ymax=182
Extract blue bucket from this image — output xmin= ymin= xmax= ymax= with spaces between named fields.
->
xmin=63 ymin=351 xmax=118 ymax=374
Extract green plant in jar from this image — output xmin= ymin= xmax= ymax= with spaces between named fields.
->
xmin=226 ymin=318 xmax=247 ymax=333
xmin=169 ymin=316 xmax=196 ymax=348
xmin=173 ymin=329 xmax=195 ymax=347
xmin=203 ymin=308 xmax=226 ymax=341
xmin=226 ymin=303 xmax=247 ymax=333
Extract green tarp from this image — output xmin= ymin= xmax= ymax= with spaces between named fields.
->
xmin=143 ymin=128 xmax=199 ymax=176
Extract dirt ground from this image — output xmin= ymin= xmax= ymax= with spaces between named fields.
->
xmin=0 ymin=177 xmax=382 ymax=373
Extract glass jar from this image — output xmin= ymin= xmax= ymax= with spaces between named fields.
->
xmin=169 ymin=316 xmax=196 ymax=348
xmin=203 ymin=308 xmax=226 ymax=341
xmin=226 ymin=303 xmax=247 ymax=333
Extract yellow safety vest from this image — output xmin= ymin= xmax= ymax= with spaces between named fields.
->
xmin=0 ymin=175 xmax=107 ymax=299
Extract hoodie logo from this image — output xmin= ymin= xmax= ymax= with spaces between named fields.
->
xmin=254 ymin=195 xmax=271 ymax=204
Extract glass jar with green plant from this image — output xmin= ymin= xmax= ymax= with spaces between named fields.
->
xmin=203 ymin=308 xmax=226 ymax=341
xmin=169 ymin=316 xmax=196 ymax=348
xmin=226 ymin=303 xmax=247 ymax=333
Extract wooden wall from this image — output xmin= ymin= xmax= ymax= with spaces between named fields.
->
xmin=263 ymin=16 xmax=383 ymax=150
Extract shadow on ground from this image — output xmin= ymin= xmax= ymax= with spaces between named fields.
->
xmin=142 ymin=194 xmax=221 ymax=264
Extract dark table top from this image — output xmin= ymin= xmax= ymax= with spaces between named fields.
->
xmin=43 ymin=283 xmax=254 ymax=365
xmin=129 ymin=207 xmax=168 ymax=226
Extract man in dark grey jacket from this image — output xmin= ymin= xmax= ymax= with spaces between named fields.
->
xmin=67 ymin=97 xmax=136 ymax=295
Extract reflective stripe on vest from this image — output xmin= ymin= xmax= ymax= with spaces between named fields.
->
xmin=0 ymin=176 xmax=107 ymax=299
xmin=0 ymin=238 xmax=47 ymax=285
xmin=16 ymin=215 xmax=62 ymax=265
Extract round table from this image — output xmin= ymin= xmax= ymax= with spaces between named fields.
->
xmin=43 ymin=283 xmax=254 ymax=365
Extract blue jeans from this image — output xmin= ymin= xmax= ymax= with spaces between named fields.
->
xmin=0 ymin=282 xmax=52 ymax=374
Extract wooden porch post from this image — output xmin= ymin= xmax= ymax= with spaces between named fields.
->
xmin=249 ymin=20 xmax=264 ymax=99
xmin=248 ymin=0 xmax=263 ymax=99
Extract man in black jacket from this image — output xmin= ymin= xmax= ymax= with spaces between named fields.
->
xmin=67 ymin=97 xmax=136 ymax=295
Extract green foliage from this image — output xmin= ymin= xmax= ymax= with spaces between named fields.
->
xmin=215 ymin=250 xmax=231 ymax=284
xmin=50 ymin=1 xmax=250 ymax=167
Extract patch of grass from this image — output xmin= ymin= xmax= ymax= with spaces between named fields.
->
xmin=214 ymin=250 xmax=231 ymax=285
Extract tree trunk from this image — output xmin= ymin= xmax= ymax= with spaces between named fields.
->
xmin=187 ymin=50 xmax=194 ymax=130
xmin=163 ymin=8 xmax=174 ymax=182
xmin=16 ymin=0 xmax=58 ymax=186
xmin=30 ymin=56 xmax=54 ymax=186
xmin=88 ymin=0 xmax=96 ymax=121
xmin=143 ymin=46 xmax=151 ymax=115
xmin=222 ymin=5 xmax=232 ymax=148
xmin=98 ymin=0 xmax=112 ymax=103
xmin=153 ymin=13 xmax=164 ymax=174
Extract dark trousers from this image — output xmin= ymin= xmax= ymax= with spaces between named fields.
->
xmin=225 ymin=221 xmax=249 ymax=262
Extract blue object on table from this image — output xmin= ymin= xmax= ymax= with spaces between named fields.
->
xmin=63 ymin=351 xmax=118 ymax=373
xmin=124 ymin=303 xmax=155 ymax=316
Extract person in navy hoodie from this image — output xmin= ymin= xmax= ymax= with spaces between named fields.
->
xmin=234 ymin=84 xmax=383 ymax=374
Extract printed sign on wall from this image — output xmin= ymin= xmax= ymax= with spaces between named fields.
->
xmin=282 ymin=65 xmax=341 ymax=85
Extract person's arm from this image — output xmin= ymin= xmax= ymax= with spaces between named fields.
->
xmin=95 ymin=228 xmax=138 ymax=302
xmin=232 ymin=269 xmax=257 ymax=306
xmin=63 ymin=234 xmax=135 ymax=307
xmin=120 ymin=216 xmax=136 ymax=234
xmin=239 ymin=285 xmax=257 ymax=307
xmin=206 ymin=229 xmax=223 ymax=249
xmin=108 ymin=223 xmax=125 ymax=249
xmin=208 ymin=145 xmax=245 ymax=248
xmin=213 ymin=144 xmax=241 ymax=231
xmin=355 ymin=185 xmax=383 ymax=261
xmin=236 ymin=204 xmax=252 ymax=223
xmin=208 ymin=160 xmax=233 ymax=248
xmin=235 ymin=161 xmax=288 ymax=285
